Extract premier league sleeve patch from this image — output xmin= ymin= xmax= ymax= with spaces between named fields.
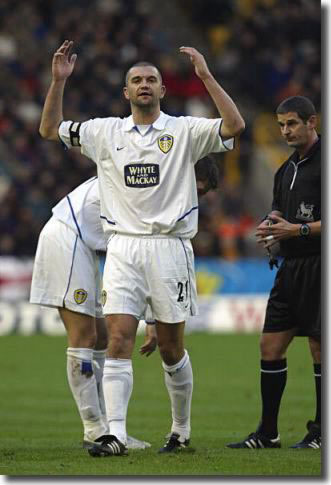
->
xmin=158 ymin=134 xmax=173 ymax=154
xmin=124 ymin=164 xmax=160 ymax=187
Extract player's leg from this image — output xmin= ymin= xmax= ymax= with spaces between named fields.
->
xmin=309 ymin=337 xmax=321 ymax=428
xmin=289 ymin=254 xmax=321 ymax=449
xmin=156 ymin=320 xmax=193 ymax=453
xmin=92 ymin=317 xmax=108 ymax=428
xmin=60 ymin=308 xmax=108 ymax=447
xmin=88 ymin=235 xmax=148 ymax=456
xmin=148 ymin=237 xmax=196 ymax=453
xmin=93 ymin=315 xmax=151 ymax=450
xmin=227 ymin=328 xmax=295 ymax=449
xmin=30 ymin=218 xmax=108 ymax=447
xmin=101 ymin=314 xmax=138 ymax=445
xmin=227 ymin=259 xmax=296 ymax=449
xmin=290 ymin=336 xmax=321 ymax=449
xmin=257 ymin=328 xmax=297 ymax=438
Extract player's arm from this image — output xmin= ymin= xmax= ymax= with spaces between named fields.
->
xmin=260 ymin=215 xmax=321 ymax=242
xmin=179 ymin=46 xmax=245 ymax=139
xmin=257 ymin=211 xmax=321 ymax=250
xmin=39 ymin=40 xmax=77 ymax=141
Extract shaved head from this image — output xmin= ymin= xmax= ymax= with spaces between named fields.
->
xmin=125 ymin=62 xmax=162 ymax=85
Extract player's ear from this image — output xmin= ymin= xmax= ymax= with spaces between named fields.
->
xmin=160 ymin=84 xmax=166 ymax=99
xmin=307 ymin=114 xmax=317 ymax=129
xmin=123 ymin=86 xmax=130 ymax=100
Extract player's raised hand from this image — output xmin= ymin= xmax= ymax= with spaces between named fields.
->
xmin=52 ymin=40 xmax=77 ymax=81
xmin=179 ymin=46 xmax=212 ymax=81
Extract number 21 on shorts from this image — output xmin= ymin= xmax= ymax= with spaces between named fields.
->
xmin=177 ymin=280 xmax=189 ymax=302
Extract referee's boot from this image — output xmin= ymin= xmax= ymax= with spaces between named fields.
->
xmin=226 ymin=431 xmax=281 ymax=449
xmin=87 ymin=434 xmax=128 ymax=457
xmin=290 ymin=421 xmax=321 ymax=449
xmin=158 ymin=432 xmax=191 ymax=453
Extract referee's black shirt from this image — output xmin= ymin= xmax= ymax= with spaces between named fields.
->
xmin=272 ymin=136 xmax=321 ymax=258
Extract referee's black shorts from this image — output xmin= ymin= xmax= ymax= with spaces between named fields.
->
xmin=263 ymin=253 xmax=321 ymax=339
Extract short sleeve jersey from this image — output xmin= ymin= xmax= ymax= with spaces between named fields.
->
xmin=52 ymin=177 xmax=108 ymax=251
xmin=59 ymin=112 xmax=234 ymax=238
xmin=272 ymin=137 xmax=321 ymax=257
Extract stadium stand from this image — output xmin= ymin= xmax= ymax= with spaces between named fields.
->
xmin=0 ymin=0 xmax=320 ymax=259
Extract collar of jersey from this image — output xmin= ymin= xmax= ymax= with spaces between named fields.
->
xmin=290 ymin=135 xmax=321 ymax=164
xmin=123 ymin=111 xmax=167 ymax=132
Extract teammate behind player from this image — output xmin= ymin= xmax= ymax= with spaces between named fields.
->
xmin=30 ymin=176 xmax=153 ymax=451
xmin=39 ymin=40 xmax=244 ymax=456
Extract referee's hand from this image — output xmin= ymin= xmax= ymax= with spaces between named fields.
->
xmin=256 ymin=214 xmax=299 ymax=247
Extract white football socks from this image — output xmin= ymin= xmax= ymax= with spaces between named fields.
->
xmin=102 ymin=358 xmax=133 ymax=445
xmin=66 ymin=347 xmax=108 ymax=442
xmin=92 ymin=349 xmax=107 ymax=428
xmin=162 ymin=349 xmax=193 ymax=441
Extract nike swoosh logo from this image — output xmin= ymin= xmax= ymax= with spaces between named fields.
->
xmin=116 ymin=147 xmax=125 ymax=151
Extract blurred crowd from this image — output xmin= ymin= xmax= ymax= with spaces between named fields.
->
xmin=0 ymin=0 xmax=320 ymax=259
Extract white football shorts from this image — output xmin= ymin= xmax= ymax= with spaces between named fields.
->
xmin=102 ymin=234 xmax=198 ymax=323
xmin=30 ymin=217 xmax=103 ymax=318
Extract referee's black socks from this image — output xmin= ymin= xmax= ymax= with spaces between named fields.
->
xmin=258 ymin=359 xmax=287 ymax=439
xmin=314 ymin=363 xmax=321 ymax=425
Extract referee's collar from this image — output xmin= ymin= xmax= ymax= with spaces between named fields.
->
xmin=123 ymin=111 xmax=167 ymax=132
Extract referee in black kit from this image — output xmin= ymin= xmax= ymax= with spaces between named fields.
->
xmin=227 ymin=96 xmax=321 ymax=450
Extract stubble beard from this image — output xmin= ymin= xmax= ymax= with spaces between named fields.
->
xmin=131 ymin=93 xmax=159 ymax=110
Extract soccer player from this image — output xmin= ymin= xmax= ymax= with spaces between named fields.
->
xmin=39 ymin=40 xmax=245 ymax=456
xmin=30 ymin=158 xmax=218 ymax=453
xmin=30 ymin=176 xmax=154 ymax=451
xmin=227 ymin=96 xmax=321 ymax=450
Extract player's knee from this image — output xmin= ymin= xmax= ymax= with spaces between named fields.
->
xmin=67 ymin=327 xmax=97 ymax=348
xmin=109 ymin=333 xmax=134 ymax=358
xmin=158 ymin=342 xmax=183 ymax=366
xmin=259 ymin=336 xmax=285 ymax=360
xmin=309 ymin=337 xmax=321 ymax=363
xmin=79 ymin=332 xmax=97 ymax=349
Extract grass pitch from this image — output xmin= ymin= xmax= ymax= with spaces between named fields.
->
xmin=0 ymin=333 xmax=321 ymax=476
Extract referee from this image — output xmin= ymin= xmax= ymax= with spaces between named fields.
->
xmin=227 ymin=96 xmax=321 ymax=449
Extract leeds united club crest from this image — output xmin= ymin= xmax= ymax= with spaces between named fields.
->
xmin=101 ymin=290 xmax=107 ymax=306
xmin=74 ymin=289 xmax=88 ymax=304
xmin=158 ymin=134 xmax=173 ymax=154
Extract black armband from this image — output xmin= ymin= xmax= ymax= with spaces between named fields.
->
xmin=145 ymin=320 xmax=156 ymax=325
xmin=69 ymin=122 xmax=81 ymax=147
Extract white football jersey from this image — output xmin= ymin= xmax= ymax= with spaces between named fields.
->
xmin=52 ymin=177 xmax=108 ymax=251
xmin=59 ymin=111 xmax=233 ymax=238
